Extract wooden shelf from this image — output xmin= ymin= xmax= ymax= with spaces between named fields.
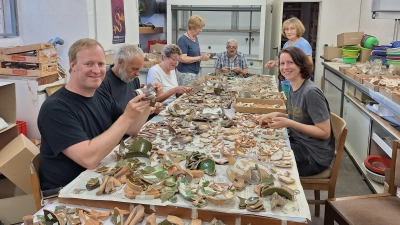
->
xmin=139 ymin=27 xmax=163 ymax=34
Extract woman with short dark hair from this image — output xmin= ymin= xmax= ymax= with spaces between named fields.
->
xmin=258 ymin=46 xmax=334 ymax=176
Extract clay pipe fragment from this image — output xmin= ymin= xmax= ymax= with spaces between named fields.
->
xmin=114 ymin=165 xmax=132 ymax=179
xmin=96 ymin=175 xmax=110 ymax=196
xmin=124 ymin=205 xmax=145 ymax=225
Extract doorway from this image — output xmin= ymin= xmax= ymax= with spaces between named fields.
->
xmin=282 ymin=2 xmax=320 ymax=66
xmin=267 ymin=0 xmax=321 ymax=78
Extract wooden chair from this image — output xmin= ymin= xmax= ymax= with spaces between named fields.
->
xmin=325 ymin=140 xmax=400 ymax=225
xmin=30 ymin=153 xmax=58 ymax=210
xmin=300 ymin=113 xmax=348 ymax=216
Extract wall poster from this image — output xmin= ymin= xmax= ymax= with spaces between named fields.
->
xmin=111 ymin=0 xmax=126 ymax=44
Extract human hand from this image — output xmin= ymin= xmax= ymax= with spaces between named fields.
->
xmin=200 ymin=53 xmax=209 ymax=61
xmin=232 ymin=67 xmax=242 ymax=74
xmin=123 ymin=94 xmax=150 ymax=120
xmin=153 ymin=83 xmax=163 ymax=96
xmin=150 ymin=102 xmax=163 ymax=115
xmin=269 ymin=117 xmax=291 ymax=129
xmin=174 ymin=86 xmax=192 ymax=94
xmin=220 ymin=67 xmax=230 ymax=73
xmin=258 ymin=112 xmax=281 ymax=126
xmin=264 ymin=60 xmax=278 ymax=69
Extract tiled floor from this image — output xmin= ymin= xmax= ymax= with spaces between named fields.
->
xmin=306 ymin=150 xmax=373 ymax=225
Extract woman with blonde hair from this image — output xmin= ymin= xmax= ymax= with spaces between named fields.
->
xmin=265 ymin=17 xmax=313 ymax=69
xmin=176 ymin=15 xmax=209 ymax=85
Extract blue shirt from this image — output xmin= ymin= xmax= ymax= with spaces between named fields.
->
xmin=214 ymin=51 xmax=248 ymax=70
xmin=177 ymin=35 xmax=201 ymax=74
xmin=283 ymin=37 xmax=312 ymax=56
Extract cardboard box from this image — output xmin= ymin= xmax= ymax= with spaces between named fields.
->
xmin=339 ymin=66 xmax=350 ymax=73
xmin=0 ymin=125 xmax=18 ymax=151
xmin=346 ymin=83 xmax=356 ymax=96
xmin=0 ymin=178 xmax=36 ymax=225
xmin=0 ymin=134 xmax=40 ymax=194
xmin=379 ymin=87 xmax=394 ymax=100
xmin=323 ymin=46 xmax=342 ymax=60
xmin=354 ymin=89 xmax=370 ymax=102
xmin=239 ymin=90 xmax=287 ymax=102
xmin=358 ymin=48 xmax=372 ymax=63
xmin=149 ymin=44 xmax=166 ymax=54
xmin=0 ymin=82 xmax=16 ymax=129
xmin=337 ymin=32 xmax=364 ymax=47
xmin=364 ymin=78 xmax=381 ymax=91
xmin=105 ymin=53 xmax=115 ymax=65
xmin=344 ymin=69 xmax=362 ymax=79
xmin=353 ymin=73 xmax=371 ymax=84
xmin=233 ymin=98 xmax=286 ymax=114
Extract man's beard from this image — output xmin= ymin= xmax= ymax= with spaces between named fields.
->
xmin=119 ymin=66 xmax=136 ymax=83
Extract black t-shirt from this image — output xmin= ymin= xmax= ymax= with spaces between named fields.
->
xmin=38 ymin=86 xmax=123 ymax=190
xmin=100 ymin=65 xmax=141 ymax=109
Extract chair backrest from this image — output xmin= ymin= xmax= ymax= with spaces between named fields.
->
xmin=30 ymin=153 xmax=42 ymax=211
xmin=389 ymin=140 xmax=400 ymax=196
xmin=329 ymin=113 xmax=348 ymax=181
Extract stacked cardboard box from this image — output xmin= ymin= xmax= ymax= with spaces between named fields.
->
xmin=0 ymin=82 xmax=38 ymax=224
xmin=0 ymin=43 xmax=58 ymax=77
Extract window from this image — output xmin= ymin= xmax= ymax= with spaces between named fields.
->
xmin=0 ymin=0 xmax=18 ymax=37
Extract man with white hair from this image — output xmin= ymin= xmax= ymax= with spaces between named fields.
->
xmin=214 ymin=38 xmax=248 ymax=74
xmin=100 ymin=45 xmax=163 ymax=115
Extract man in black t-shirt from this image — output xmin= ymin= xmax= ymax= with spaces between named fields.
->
xmin=38 ymin=38 xmax=151 ymax=193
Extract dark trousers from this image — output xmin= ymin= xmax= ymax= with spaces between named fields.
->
xmin=290 ymin=136 xmax=328 ymax=176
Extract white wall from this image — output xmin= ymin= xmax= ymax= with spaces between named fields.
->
xmin=313 ymin=0 xmax=395 ymax=88
xmin=17 ymin=0 xmax=139 ymax=73
xmin=0 ymin=38 xmax=20 ymax=47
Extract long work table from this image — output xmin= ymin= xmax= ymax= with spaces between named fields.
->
xmin=31 ymin=75 xmax=311 ymax=224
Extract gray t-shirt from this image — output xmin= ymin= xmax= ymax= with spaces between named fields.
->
xmin=287 ymin=79 xmax=335 ymax=166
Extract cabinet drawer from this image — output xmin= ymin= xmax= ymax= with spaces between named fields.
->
xmin=325 ymin=69 xmax=343 ymax=90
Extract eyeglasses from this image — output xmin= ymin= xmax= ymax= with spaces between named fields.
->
xmin=226 ymin=46 xmax=237 ymax=49
xmin=168 ymin=57 xmax=181 ymax=62
xmin=284 ymin=27 xmax=296 ymax=32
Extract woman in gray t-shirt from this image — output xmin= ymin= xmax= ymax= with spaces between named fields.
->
xmin=258 ymin=46 xmax=335 ymax=176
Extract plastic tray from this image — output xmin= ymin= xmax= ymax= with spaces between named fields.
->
xmin=363 ymin=163 xmax=385 ymax=184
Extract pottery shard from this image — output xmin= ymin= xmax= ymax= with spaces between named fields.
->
xmin=270 ymin=149 xmax=283 ymax=161
xmin=226 ymin=158 xmax=270 ymax=183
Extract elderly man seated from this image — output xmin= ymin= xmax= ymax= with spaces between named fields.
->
xmin=214 ymin=38 xmax=248 ymax=74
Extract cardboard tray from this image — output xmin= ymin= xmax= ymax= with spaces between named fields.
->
xmin=0 ymin=62 xmax=58 ymax=77
xmin=353 ymin=73 xmax=372 ymax=84
xmin=339 ymin=66 xmax=350 ymax=73
xmin=363 ymin=78 xmax=381 ymax=91
xmin=344 ymin=69 xmax=363 ymax=79
xmin=0 ymin=48 xmax=58 ymax=63
xmin=233 ymin=98 xmax=286 ymax=114
xmin=238 ymin=90 xmax=287 ymax=102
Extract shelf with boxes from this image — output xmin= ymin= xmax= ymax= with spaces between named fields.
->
xmin=323 ymin=62 xmax=400 ymax=193
xmin=0 ymin=43 xmax=59 ymax=77
xmin=323 ymin=31 xmax=373 ymax=63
